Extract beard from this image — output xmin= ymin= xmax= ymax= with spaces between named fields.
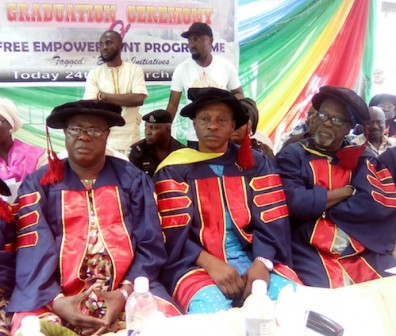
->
xmin=191 ymin=52 xmax=201 ymax=60
xmin=101 ymin=50 xmax=119 ymax=63
xmin=314 ymin=125 xmax=335 ymax=148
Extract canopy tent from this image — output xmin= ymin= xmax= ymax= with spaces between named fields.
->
xmin=0 ymin=0 xmax=376 ymax=152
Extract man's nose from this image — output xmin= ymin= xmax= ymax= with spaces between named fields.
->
xmin=322 ymin=119 xmax=333 ymax=127
xmin=207 ymin=120 xmax=221 ymax=129
xmin=188 ymin=40 xmax=198 ymax=47
xmin=78 ymin=131 xmax=91 ymax=140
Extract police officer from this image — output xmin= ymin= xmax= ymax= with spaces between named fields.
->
xmin=129 ymin=109 xmax=185 ymax=177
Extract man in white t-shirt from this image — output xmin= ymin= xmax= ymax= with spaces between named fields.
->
xmin=166 ymin=22 xmax=243 ymax=148
xmin=84 ymin=30 xmax=148 ymax=155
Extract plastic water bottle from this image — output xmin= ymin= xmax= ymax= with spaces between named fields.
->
xmin=21 ymin=315 xmax=45 ymax=336
xmin=243 ymin=280 xmax=276 ymax=336
xmin=126 ymin=276 xmax=158 ymax=336
xmin=276 ymin=284 xmax=307 ymax=336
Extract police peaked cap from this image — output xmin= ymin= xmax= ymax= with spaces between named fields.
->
xmin=180 ymin=87 xmax=249 ymax=129
xmin=143 ymin=109 xmax=173 ymax=123
xmin=46 ymin=99 xmax=125 ymax=129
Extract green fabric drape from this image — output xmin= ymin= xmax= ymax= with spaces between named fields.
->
xmin=0 ymin=0 xmax=376 ymax=152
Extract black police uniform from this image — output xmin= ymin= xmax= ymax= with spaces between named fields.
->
xmin=128 ymin=109 xmax=185 ymax=177
xmin=129 ymin=138 xmax=185 ymax=177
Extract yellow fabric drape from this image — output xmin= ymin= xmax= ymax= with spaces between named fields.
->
xmin=257 ymin=0 xmax=354 ymax=135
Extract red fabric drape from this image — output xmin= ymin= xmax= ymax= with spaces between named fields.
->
xmin=271 ymin=0 xmax=370 ymax=139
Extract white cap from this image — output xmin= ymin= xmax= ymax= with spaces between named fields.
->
xmin=251 ymin=279 xmax=268 ymax=296
xmin=134 ymin=276 xmax=149 ymax=293
xmin=21 ymin=315 xmax=41 ymax=333
xmin=252 ymin=131 xmax=274 ymax=149
xmin=0 ymin=97 xmax=23 ymax=131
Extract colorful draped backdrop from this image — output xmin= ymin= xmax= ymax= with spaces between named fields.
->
xmin=0 ymin=0 xmax=376 ymax=152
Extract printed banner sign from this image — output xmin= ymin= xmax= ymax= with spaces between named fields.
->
xmin=0 ymin=0 xmax=238 ymax=85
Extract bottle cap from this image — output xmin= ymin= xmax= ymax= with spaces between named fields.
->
xmin=134 ymin=276 xmax=149 ymax=293
xmin=21 ymin=315 xmax=41 ymax=333
xmin=251 ymin=279 xmax=268 ymax=296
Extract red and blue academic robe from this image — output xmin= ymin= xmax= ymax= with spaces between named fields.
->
xmin=276 ymin=140 xmax=396 ymax=288
xmin=153 ymin=144 xmax=299 ymax=311
xmin=8 ymin=157 xmax=180 ymax=315
xmin=379 ymin=147 xmax=396 ymax=181
xmin=0 ymin=201 xmax=16 ymax=335
xmin=0 ymin=217 xmax=15 ymax=295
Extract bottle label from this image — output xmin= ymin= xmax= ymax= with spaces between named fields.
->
xmin=246 ymin=318 xmax=275 ymax=336
xmin=127 ymin=314 xmax=145 ymax=336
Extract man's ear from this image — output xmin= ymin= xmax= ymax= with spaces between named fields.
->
xmin=105 ymin=124 xmax=111 ymax=140
xmin=232 ymin=120 xmax=236 ymax=131
xmin=105 ymin=130 xmax=110 ymax=141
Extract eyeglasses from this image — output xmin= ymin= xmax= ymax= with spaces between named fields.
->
xmin=195 ymin=116 xmax=232 ymax=127
xmin=66 ymin=127 xmax=109 ymax=138
xmin=0 ymin=119 xmax=8 ymax=126
xmin=316 ymin=112 xmax=350 ymax=127
xmin=187 ymin=36 xmax=203 ymax=43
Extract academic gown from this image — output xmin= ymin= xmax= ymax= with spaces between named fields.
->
xmin=153 ymin=144 xmax=299 ymax=311
xmin=276 ymin=140 xmax=396 ymax=288
xmin=8 ymin=157 xmax=179 ymax=315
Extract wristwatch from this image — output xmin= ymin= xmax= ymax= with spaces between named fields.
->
xmin=346 ymin=185 xmax=356 ymax=196
xmin=255 ymin=257 xmax=274 ymax=272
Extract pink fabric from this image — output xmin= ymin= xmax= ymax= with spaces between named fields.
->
xmin=0 ymin=139 xmax=45 ymax=182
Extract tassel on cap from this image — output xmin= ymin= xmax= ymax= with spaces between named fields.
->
xmin=40 ymin=126 xmax=64 ymax=186
xmin=237 ymin=124 xmax=254 ymax=170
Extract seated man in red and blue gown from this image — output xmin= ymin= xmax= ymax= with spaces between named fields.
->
xmin=276 ymin=86 xmax=396 ymax=288
xmin=153 ymin=88 xmax=301 ymax=314
xmin=8 ymin=100 xmax=180 ymax=336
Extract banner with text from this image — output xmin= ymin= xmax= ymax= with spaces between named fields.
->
xmin=0 ymin=0 xmax=237 ymax=86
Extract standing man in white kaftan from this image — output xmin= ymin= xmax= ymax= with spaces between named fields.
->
xmin=84 ymin=30 xmax=148 ymax=155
